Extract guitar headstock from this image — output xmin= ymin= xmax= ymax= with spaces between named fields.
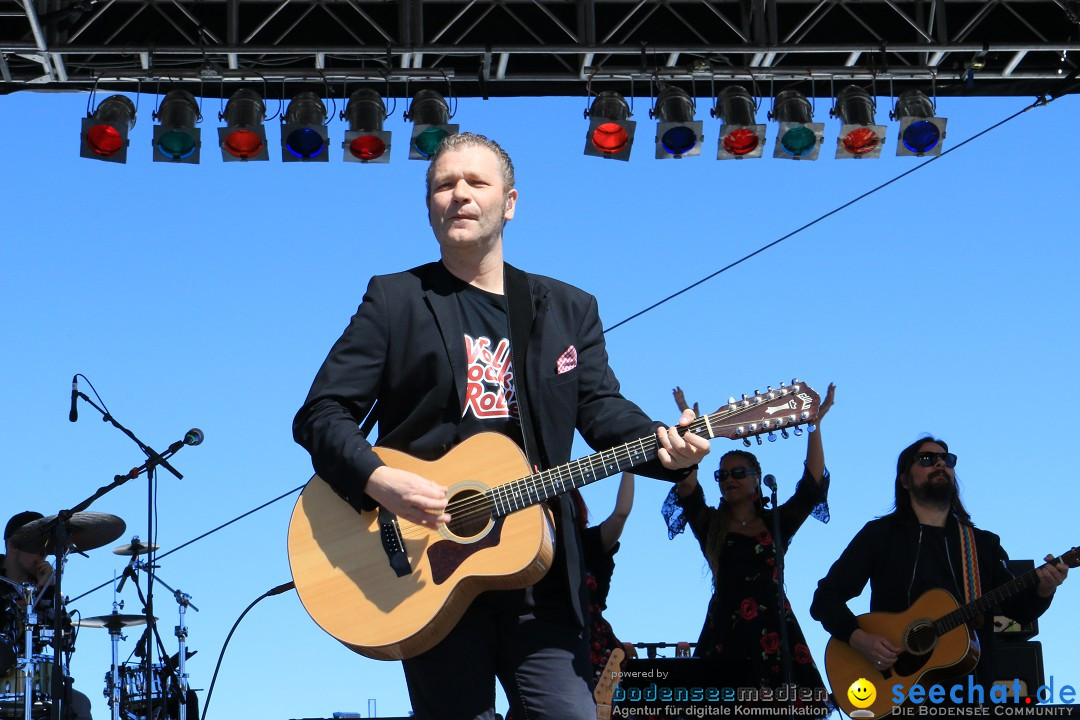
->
xmin=1058 ymin=547 xmax=1080 ymax=569
xmin=698 ymin=380 xmax=820 ymax=445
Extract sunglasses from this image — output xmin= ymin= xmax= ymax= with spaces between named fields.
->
xmin=915 ymin=452 xmax=957 ymax=469
xmin=715 ymin=467 xmax=757 ymax=482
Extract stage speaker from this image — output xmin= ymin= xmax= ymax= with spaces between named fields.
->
xmin=993 ymin=559 xmax=1039 ymax=640
xmin=992 ymin=641 xmax=1044 ymax=701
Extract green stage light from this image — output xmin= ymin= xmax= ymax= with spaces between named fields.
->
xmin=768 ymin=90 xmax=825 ymax=161
xmin=153 ymin=90 xmax=201 ymax=164
xmin=405 ymin=90 xmax=458 ymax=160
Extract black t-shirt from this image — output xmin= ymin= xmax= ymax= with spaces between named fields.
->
xmin=450 ymin=279 xmax=572 ymax=619
xmin=453 ymin=281 xmax=523 ymax=451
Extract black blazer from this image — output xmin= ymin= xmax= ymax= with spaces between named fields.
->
xmin=294 ymin=261 xmax=686 ymax=624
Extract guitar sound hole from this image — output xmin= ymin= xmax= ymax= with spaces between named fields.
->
xmin=905 ymin=620 xmax=938 ymax=655
xmin=446 ymin=489 xmax=494 ymax=539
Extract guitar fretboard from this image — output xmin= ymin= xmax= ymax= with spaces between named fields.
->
xmin=485 ymin=388 xmax=812 ymax=517
xmin=933 ymin=559 xmax=1053 ymax=634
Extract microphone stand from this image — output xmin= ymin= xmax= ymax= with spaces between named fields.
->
xmin=65 ymin=386 xmax=194 ymax=720
xmin=764 ymin=476 xmax=794 ymax=718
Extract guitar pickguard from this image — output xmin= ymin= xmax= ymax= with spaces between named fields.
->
xmin=428 ymin=518 xmax=506 ymax=584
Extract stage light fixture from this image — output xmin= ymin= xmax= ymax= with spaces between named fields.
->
xmin=651 ymin=87 xmax=703 ymax=159
xmin=713 ymin=86 xmax=766 ymax=160
xmin=891 ymin=89 xmax=947 ymax=157
xmin=342 ymin=89 xmax=391 ymax=163
xmin=583 ymin=91 xmax=636 ymax=161
xmin=832 ymin=85 xmax=886 ymax=159
xmin=80 ymin=95 xmax=136 ymax=163
xmin=152 ymin=90 xmax=201 ymax=164
xmin=282 ymin=92 xmax=329 ymax=162
xmin=405 ymin=90 xmax=458 ymax=160
xmin=768 ymin=90 xmax=825 ymax=160
xmin=218 ymin=89 xmax=269 ymax=162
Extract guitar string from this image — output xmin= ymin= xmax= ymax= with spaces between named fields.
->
xmin=397 ymin=392 xmax=809 ymax=532
xmin=392 ymin=412 xmax=810 ymax=538
xmin=393 ymin=411 xmax=809 ymax=537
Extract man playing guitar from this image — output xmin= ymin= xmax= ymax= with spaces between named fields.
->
xmin=811 ymin=437 xmax=1069 ymax=707
xmin=292 ymin=132 xmax=710 ymax=720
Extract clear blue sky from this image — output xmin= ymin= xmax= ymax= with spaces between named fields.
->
xmin=2 ymin=88 xmax=1077 ymax=719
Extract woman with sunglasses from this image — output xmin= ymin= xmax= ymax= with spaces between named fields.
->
xmin=663 ymin=383 xmax=835 ymax=698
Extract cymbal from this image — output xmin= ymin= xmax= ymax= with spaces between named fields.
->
xmin=10 ymin=512 xmax=126 ymax=555
xmin=74 ymin=613 xmax=153 ymax=630
xmin=113 ymin=540 xmax=160 ymax=557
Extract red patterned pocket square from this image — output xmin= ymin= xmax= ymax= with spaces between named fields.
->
xmin=555 ymin=345 xmax=578 ymax=374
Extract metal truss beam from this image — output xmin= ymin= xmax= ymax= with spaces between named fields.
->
xmin=1 ymin=0 xmax=1078 ymax=98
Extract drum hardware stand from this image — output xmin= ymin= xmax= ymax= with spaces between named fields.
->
xmin=171 ymin=590 xmax=194 ymax=720
xmin=104 ymin=600 xmax=127 ymax=720
xmin=120 ymin=563 xmax=199 ymax=720
xmin=0 ymin=577 xmax=37 ymax=720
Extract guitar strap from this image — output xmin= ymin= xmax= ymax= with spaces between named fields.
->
xmin=957 ymin=522 xmax=982 ymax=604
xmin=504 ymin=263 xmax=543 ymax=470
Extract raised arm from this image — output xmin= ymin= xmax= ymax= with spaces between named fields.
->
xmin=600 ymin=472 xmax=635 ymax=551
xmin=804 ymin=383 xmax=835 ymax=484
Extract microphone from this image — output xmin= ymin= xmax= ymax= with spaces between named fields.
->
xmin=762 ymin=474 xmax=777 ymax=492
xmin=165 ymin=428 xmax=205 ymax=455
xmin=69 ymin=375 xmax=79 ymax=422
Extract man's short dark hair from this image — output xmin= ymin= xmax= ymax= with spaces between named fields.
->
xmin=424 ymin=132 xmax=516 ymax=200
xmin=4 ymin=511 xmax=44 ymax=541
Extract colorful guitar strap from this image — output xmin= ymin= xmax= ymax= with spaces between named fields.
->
xmin=957 ymin=522 xmax=982 ymax=604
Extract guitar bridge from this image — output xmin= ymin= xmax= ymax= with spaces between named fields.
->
xmin=378 ymin=506 xmax=412 ymax=577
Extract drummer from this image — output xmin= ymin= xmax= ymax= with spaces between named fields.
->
xmin=2 ymin=511 xmax=94 ymax=719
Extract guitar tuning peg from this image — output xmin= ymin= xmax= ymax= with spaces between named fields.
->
xmin=793 ymin=426 xmax=803 ymax=437
xmin=728 ymin=396 xmax=736 ymax=404
xmin=808 ymin=423 xmax=817 ymax=433
xmin=781 ymin=428 xmax=789 ymax=439
xmin=755 ymin=435 xmax=763 ymax=445
xmin=767 ymin=432 xmax=777 ymax=442
xmin=779 ymin=380 xmax=785 ymax=387
xmin=742 ymin=438 xmax=751 ymax=448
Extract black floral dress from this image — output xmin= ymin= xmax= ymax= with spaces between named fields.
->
xmin=663 ymin=470 xmax=831 ymax=703
xmin=581 ymin=524 xmax=625 ymax=689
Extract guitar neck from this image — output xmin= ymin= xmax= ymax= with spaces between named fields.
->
xmin=487 ymin=387 xmax=813 ymax=518
xmin=934 ymin=558 xmax=1053 ymax=633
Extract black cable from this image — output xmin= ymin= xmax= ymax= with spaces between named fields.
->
xmin=69 ymin=484 xmax=305 ymax=603
xmin=201 ymin=581 xmax=295 ymax=720
xmin=603 ymin=96 xmax=1045 ymax=334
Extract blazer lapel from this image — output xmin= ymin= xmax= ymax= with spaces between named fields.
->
xmin=422 ymin=264 xmax=468 ymax=413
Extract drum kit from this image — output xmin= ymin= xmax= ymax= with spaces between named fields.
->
xmin=0 ymin=513 xmax=198 ymax=720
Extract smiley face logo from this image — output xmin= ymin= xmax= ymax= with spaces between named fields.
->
xmin=847 ymin=677 xmax=877 ymax=710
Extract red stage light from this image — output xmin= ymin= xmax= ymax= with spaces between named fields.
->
xmin=841 ymin=127 xmax=880 ymax=156
xmin=223 ymin=129 xmax=264 ymax=159
xmin=591 ymin=122 xmax=630 ymax=154
xmin=721 ymin=128 xmax=760 ymax=157
xmin=86 ymin=124 xmax=123 ymax=157
xmin=349 ymin=134 xmax=387 ymax=161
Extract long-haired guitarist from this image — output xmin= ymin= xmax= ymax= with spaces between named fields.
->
xmin=810 ymin=437 xmax=1068 ymax=703
xmin=292 ymin=133 xmax=710 ymax=720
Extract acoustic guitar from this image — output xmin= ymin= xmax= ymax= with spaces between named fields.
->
xmin=288 ymin=381 xmax=820 ymax=660
xmin=825 ymin=547 xmax=1079 ymax=718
